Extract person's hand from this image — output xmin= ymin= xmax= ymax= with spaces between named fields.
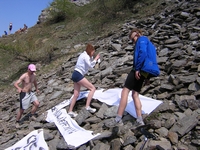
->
xmin=95 ymin=53 xmax=100 ymax=60
xmin=36 ymin=89 xmax=40 ymax=94
xmin=144 ymin=79 xmax=150 ymax=85
xmin=17 ymin=88 xmax=22 ymax=93
xmin=135 ymin=71 xmax=140 ymax=80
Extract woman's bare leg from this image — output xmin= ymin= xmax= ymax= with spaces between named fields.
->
xmin=78 ymin=77 xmax=96 ymax=107
xmin=68 ymin=82 xmax=80 ymax=112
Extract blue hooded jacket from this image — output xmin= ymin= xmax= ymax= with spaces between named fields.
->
xmin=134 ymin=36 xmax=160 ymax=77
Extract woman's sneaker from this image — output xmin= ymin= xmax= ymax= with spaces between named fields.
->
xmin=86 ymin=106 xmax=96 ymax=113
xmin=68 ymin=111 xmax=78 ymax=118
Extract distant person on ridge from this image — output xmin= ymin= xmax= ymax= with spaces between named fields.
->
xmin=15 ymin=28 xmax=22 ymax=34
xmin=14 ymin=64 xmax=40 ymax=128
xmin=22 ymin=24 xmax=28 ymax=32
xmin=68 ymin=43 xmax=100 ymax=117
xmin=4 ymin=31 xmax=7 ymax=35
xmin=9 ymin=22 xmax=12 ymax=35
xmin=24 ymin=24 xmax=28 ymax=29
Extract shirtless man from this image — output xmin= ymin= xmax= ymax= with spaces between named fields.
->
xmin=14 ymin=64 xmax=40 ymax=128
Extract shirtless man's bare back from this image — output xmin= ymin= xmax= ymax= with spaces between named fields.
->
xmin=14 ymin=64 xmax=40 ymax=128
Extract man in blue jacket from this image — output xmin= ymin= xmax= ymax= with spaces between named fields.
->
xmin=106 ymin=28 xmax=159 ymax=127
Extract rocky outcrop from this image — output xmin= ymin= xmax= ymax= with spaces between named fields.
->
xmin=0 ymin=0 xmax=200 ymax=150
xmin=37 ymin=0 xmax=92 ymax=24
xmin=37 ymin=9 xmax=51 ymax=24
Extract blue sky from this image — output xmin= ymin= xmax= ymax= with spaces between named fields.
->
xmin=0 ymin=0 xmax=53 ymax=36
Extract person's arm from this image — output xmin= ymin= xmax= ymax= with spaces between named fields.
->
xmin=134 ymin=37 xmax=148 ymax=80
xmin=94 ymin=53 xmax=100 ymax=61
xmin=134 ymin=38 xmax=148 ymax=71
xmin=14 ymin=74 xmax=25 ymax=93
xmin=85 ymin=53 xmax=100 ymax=69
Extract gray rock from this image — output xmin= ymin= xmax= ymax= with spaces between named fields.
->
xmin=168 ymin=131 xmax=178 ymax=144
xmin=104 ymin=105 xmax=118 ymax=118
xmin=170 ymin=111 xmax=199 ymax=136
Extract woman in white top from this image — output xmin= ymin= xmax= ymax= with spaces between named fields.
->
xmin=68 ymin=43 xmax=100 ymax=117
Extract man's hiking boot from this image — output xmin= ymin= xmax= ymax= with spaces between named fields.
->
xmin=104 ymin=118 xmax=123 ymax=128
xmin=86 ymin=106 xmax=96 ymax=113
xmin=15 ymin=121 xmax=22 ymax=128
xmin=131 ymin=121 xmax=145 ymax=131
xmin=29 ymin=114 xmax=37 ymax=121
xmin=135 ymin=120 xmax=145 ymax=127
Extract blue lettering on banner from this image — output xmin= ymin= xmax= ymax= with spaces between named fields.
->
xmin=51 ymin=106 xmax=56 ymax=112
xmin=13 ymin=134 xmax=45 ymax=150
xmin=51 ymin=107 xmax=78 ymax=134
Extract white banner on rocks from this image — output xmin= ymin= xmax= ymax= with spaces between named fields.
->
xmin=92 ymin=88 xmax=163 ymax=118
xmin=46 ymin=107 xmax=100 ymax=148
xmin=5 ymin=129 xmax=48 ymax=150
xmin=68 ymin=88 xmax=162 ymax=118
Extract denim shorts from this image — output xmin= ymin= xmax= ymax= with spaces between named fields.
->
xmin=71 ymin=70 xmax=84 ymax=82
